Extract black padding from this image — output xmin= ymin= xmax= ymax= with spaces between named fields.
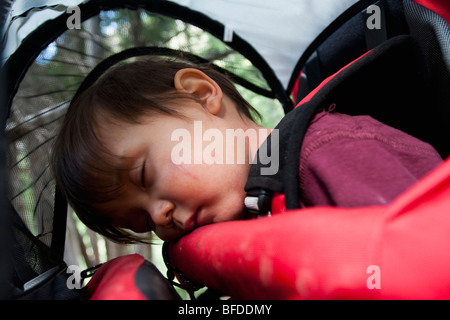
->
xmin=135 ymin=260 xmax=181 ymax=300
xmin=247 ymin=35 xmax=449 ymax=211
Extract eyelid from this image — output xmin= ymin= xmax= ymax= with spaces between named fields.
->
xmin=141 ymin=160 xmax=146 ymax=189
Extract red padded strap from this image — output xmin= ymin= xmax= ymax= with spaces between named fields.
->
xmin=412 ymin=0 xmax=450 ymax=22
xmin=169 ymin=158 xmax=450 ymax=299
xmin=87 ymin=254 xmax=147 ymax=300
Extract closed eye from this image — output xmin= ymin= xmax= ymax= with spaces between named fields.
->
xmin=141 ymin=160 xmax=146 ymax=189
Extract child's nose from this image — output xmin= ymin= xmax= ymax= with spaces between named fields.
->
xmin=149 ymin=200 xmax=175 ymax=228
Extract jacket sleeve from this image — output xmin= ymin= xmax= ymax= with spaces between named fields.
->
xmin=167 ymin=157 xmax=450 ymax=299
xmin=299 ymin=112 xmax=444 ymax=208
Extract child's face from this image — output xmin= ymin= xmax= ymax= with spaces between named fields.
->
xmin=97 ymin=98 xmax=260 ymax=241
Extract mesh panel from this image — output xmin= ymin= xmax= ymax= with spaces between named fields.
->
xmin=6 ymin=9 xmax=282 ymax=250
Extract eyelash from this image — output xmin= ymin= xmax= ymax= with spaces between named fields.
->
xmin=141 ymin=161 xmax=146 ymax=189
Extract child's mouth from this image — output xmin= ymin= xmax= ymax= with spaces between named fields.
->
xmin=194 ymin=206 xmax=207 ymax=227
xmin=183 ymin=207 xmax=203 ymax=232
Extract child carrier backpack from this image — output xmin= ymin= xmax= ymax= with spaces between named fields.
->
xmin=0 ymin=0 xmax=291 ymax=300
xmin=1 ymin=0 xmax=449 ymax=300
xmin=166 ymin=0 xmax=450 ymax=299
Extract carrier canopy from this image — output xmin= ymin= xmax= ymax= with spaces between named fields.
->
xmin=1 ymin=1 xmax=381 ymax=279
xmin=2 ymin=0 xmax=300 ymax=298
xmin=1 ymin=0 xmax=449 ymax=300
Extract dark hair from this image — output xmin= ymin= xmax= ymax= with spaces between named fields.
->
xmin=52 ymin=56 xmax=261 ymax=243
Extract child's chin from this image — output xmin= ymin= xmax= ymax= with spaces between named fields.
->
xmin=217 ymin=209 xmax=246 ymax=223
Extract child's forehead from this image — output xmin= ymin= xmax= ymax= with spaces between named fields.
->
xmin=92 ymin=100 xmax=211 ymax=160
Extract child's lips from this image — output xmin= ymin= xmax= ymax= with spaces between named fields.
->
xmin=194 ymin=207 xmax=208 ymax=227
xmin=182 ymin=207 xmax=202 ymax=232
xmin=182 ymin=207 xmax=208 ymax=233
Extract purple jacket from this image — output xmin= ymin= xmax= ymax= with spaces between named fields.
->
xmin=299 ymin=111 xmax=443 ymax=208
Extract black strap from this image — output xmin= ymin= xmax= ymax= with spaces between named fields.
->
xmin=287 ymin=0 xmax=380 ymax=94
xmin=365 ymin=0 xmax=388 ymax=50
xmin=294 ymin=51 xmax=323 ymax=103
xmin=247 ymin=35 xmax=431 ymax=211
xmin=162 ymin=242 xmax=204 ymax=300
xmin=72 ymin=46 xmax=275 ymax=102
xmin=245 ymin=96 xmax=320 ymax=212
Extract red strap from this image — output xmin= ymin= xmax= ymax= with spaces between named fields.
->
xmin=295 ymin=51 xmax=371 ymax=108
xmin=271 ymin=192 xmax=286 ymax=215
xmin=413 ymin=0 xmax=450 ymax=23
xmin=169 ymin=157 xmax=450 ymax=299
xmin=87 ymin=254 xmax=147 ymax=300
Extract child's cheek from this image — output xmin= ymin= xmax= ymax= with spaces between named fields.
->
xmin=169 ymin=161 xmax=200 ymax=181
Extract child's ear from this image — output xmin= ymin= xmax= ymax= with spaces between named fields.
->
xmin=174 ymin=68 xmax=223 ymax=115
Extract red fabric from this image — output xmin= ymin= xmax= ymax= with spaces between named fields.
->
xmin=413 ymin=0 xmax=450 ymax=23
xmin=169 ymin=157 xmax=450 ymax=299
xmin=166 ymin=1 xmax=450 ymax=300
xmin=271 ymin=193 xmax=286 ymax=215
xmin=294 ymin=0 xmax=449 ymax=110
xmin=87 ymin=254 xmax=147 ymax=300
xmin=290 ymin=71 xmax=302 ymax=103
xmin=295 ymin=51 xmax=371 ymax=107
